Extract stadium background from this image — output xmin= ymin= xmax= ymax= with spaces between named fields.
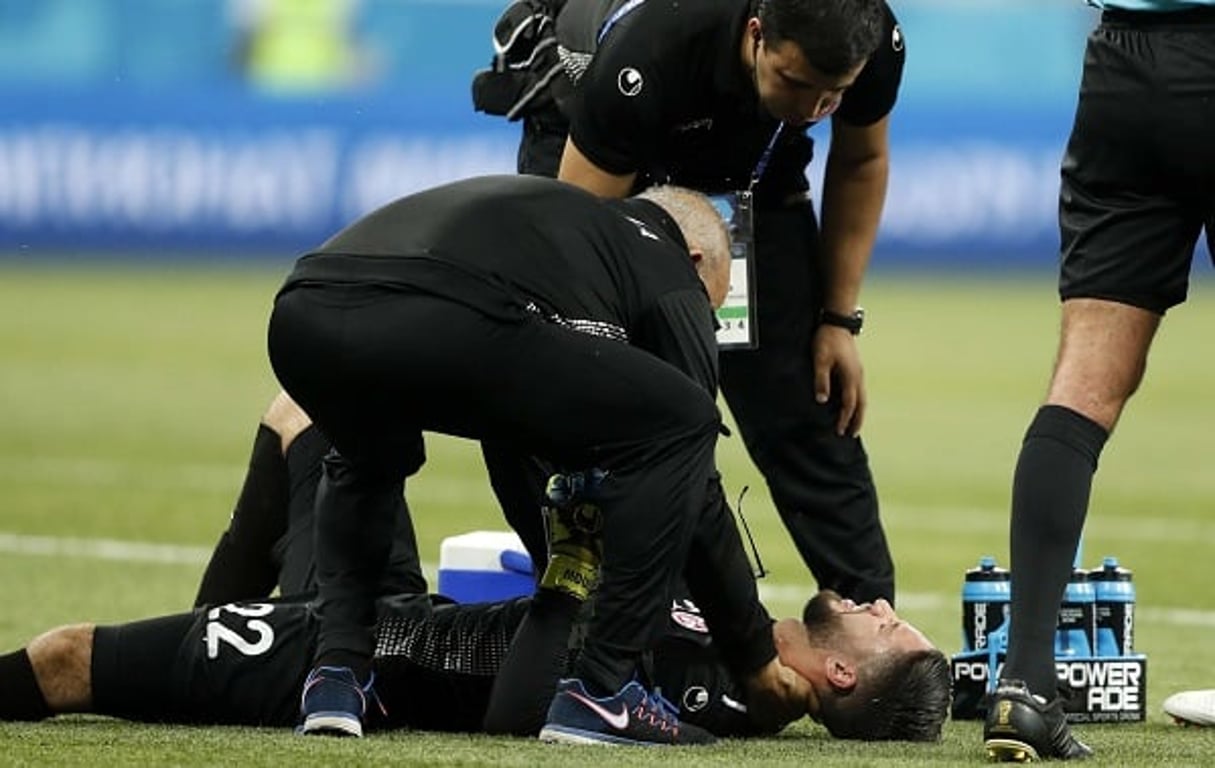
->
xmin=2 ymin=0 xmax=1111 ymax=263
xmin=4 ymin=1 xmax=1215 ymax=765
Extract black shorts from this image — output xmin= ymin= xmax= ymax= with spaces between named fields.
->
xmin=90 ymin=595 xmax=514 ymax=731
xmin=1058 ymin=7 xmax=1215 ymax=313
xmin=92 ymin=599 xmax=318 ymax=727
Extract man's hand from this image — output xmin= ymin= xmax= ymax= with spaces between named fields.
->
xmin=812 ymin=325 xmax=866 ymax=436
xmin=744 ymin=657 xmax=813 ymax=732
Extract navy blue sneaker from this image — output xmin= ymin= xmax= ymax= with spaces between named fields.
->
xmin=299 ymin=666 xmax=378 ymax=737
xmin=539 ymin=678 xmax=715 ymax=746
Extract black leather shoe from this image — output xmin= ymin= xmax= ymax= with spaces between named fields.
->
xmin=983 ymin=679 xmax=1093 ymax=762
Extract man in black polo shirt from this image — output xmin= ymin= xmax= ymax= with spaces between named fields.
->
xmin=488 ymin=0 xmax=905 ymax=606
xmin=267 ymin=174 xmax=747 ymax=745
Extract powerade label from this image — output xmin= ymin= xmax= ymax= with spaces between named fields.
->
xmin=962 ymin=600 xmax=1008 ymax=652
xmin=949 ymin=653 xmax=1146 ymax=723
xmin=1055 ymin=658 xmax=1145 ymax=722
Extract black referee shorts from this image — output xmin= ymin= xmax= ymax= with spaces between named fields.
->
xmin=1058 ymin=7 xmax=1215 ymax=314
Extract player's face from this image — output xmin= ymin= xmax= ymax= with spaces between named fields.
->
xmin=753 ymin=37 xmax=865 ymax=126
xmin=803 ymin=590 xmax=934 ymax=659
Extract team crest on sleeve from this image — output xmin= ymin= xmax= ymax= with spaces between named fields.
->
xmin=670 ymin=598 xmax=709 ymax=633
xmin=892 ymin=25 xmax=904 ymax=52
xmin=617 ymin=67 xmax=644 ymax=96
xmin=682 ymin=686 xmax=710 ymax=712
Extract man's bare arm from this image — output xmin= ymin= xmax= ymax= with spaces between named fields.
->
xmin=557 ymin=137 xmax=637 ymax=199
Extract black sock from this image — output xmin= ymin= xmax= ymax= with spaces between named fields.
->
xmin=194 ymin=423 xmax=289 ymax=606
xmin=483 ymin=590 xmax=582 ymax=734
xmin=313 ymin=652 xmax=372 ymax=685
xmin=276 ymin=425 xmax=329 ymax=595
xmin=1003 ymin=405 xmax=1108 ymax=698
xmin=0 ymin=649 xmax=53 ymax=721
xmin=284 ymin=424 xmax=327 ymax=494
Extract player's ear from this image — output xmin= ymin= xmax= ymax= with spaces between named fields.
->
xmin=824 ymin=655 xmax=857 ymax=692
xmin=689 ymin=247 xmax=705 ymax=264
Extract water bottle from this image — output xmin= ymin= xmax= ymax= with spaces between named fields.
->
xmin=1090 ymin=556 xmax=1135 ymax=657
xmin=1055 ymin=568 xmax=1095 ymax=657
xmin=962 ymin=556 xmax=1011 ymax=653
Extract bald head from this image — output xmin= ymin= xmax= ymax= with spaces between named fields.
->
xmin=635 ymin=185 xmax=732 ymax=308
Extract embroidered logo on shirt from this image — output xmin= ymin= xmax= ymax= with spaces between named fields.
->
xmin=683 ymin=686 xmax=710 ymax=712
xmin=672 ymin=609 xmax=709 ymax=634
xmin=617 ymin=67 xmax=644 ymax=96
xmin=892 ymin=25 xmax=904 ymax=52
xmin=624 ymin=215 xmax=660 ymax=241
xmin=674 ymin=117 xmax=713 ymax=133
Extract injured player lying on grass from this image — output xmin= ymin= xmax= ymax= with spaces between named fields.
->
xmin=0 ymin=585 xmax=948 ymax=742
xmin=0 ymin=398 xmax=949 ymax=744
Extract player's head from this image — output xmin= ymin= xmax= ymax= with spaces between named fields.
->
xmin=635 ymin=185 xmax=732 ymax=308
xmin=787 ymin=590 xmax=950 ymax=741
xmin=747 ymin=0 xmax=884 ymax=124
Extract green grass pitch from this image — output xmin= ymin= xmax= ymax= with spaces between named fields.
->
xmin=3 ymin=261 xmax=1215 ymax=765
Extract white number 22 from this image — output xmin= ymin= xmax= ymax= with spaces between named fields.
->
xmin=205 ymin=603 xmax=275 ymax=659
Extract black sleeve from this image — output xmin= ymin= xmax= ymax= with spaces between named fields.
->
xmin=652 ymin=635 xmax=772 ymax=737
xmin=834 ymin=2 xmax=906 ymax=127
xmin=634 ymin=288 xmax=720 ymax=395
xmin=682 ymin=473 xmax=777 ymax=677
xmin=565 ymin=30 xmax=667 ymax=175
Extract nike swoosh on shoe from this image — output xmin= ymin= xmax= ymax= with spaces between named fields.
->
xmin=566 ymin=689 xmax=631 ymax=730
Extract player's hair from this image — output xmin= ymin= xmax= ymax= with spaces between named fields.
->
xmin=757 ymin=0 xmax=885 ymax=76
xmin=816 ymin=647 xmax=952 ymax=742
xmin=635 ymin=185 xmax=731 ymax=276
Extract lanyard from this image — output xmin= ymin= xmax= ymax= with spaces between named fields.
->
xmin=749 ymin=122 xmax=785 ymax=190
xmin=597 ymin=0 xmax=648 ymax=44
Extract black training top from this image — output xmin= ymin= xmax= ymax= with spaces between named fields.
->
xmin=368 ymin=593 xmax=771 ymax=736
xmin=557 ymin=0 xmax=905 ymax=205
xmin=281 ymin=174 xmax=719 ymax=394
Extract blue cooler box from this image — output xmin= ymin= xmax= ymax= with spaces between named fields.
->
xmin=437 ymin=530 xmax=536 ymax=603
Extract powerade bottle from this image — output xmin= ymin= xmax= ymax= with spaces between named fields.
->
xmin=1090 ymin=556 xmax=1135 ymax=657
xmin=1055 ymin=568 xmax=1095 ymax=657
xmin=962 ymin=556 xmax=1010 ymax=653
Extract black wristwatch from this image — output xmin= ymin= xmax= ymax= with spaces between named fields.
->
xmin=819 ymin=307 xmax=865 ymax=335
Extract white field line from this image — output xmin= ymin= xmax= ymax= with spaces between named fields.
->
xmin=1 ymin=531 xmax=1214 ymax=629
xmin=0 ymin=532 xmax=212 ymax=565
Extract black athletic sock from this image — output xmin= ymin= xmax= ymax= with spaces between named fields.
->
xmin=483 ymin=589 xmax=582 ymax=734
xmin=0 ymin=649 xmax=53 ymax=721
xmin=284 ymin=424 xmax=328 ymax=493
xmin=313 ymin=652 xmax=372 ymax=685
xmin=276 ymin=424 xmax=329 ymax=595
xmin=1003 ymin=405 xmax=1108 ymax=698
xmin=194 ymin=423 xmax=289 ymax=606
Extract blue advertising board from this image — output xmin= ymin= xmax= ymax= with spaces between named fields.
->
xmin=3 ymin=0 xmax=1167 ymax=267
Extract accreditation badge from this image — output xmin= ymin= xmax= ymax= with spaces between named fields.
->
xmin=709 ymin=190 xmax=757 ymax=349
